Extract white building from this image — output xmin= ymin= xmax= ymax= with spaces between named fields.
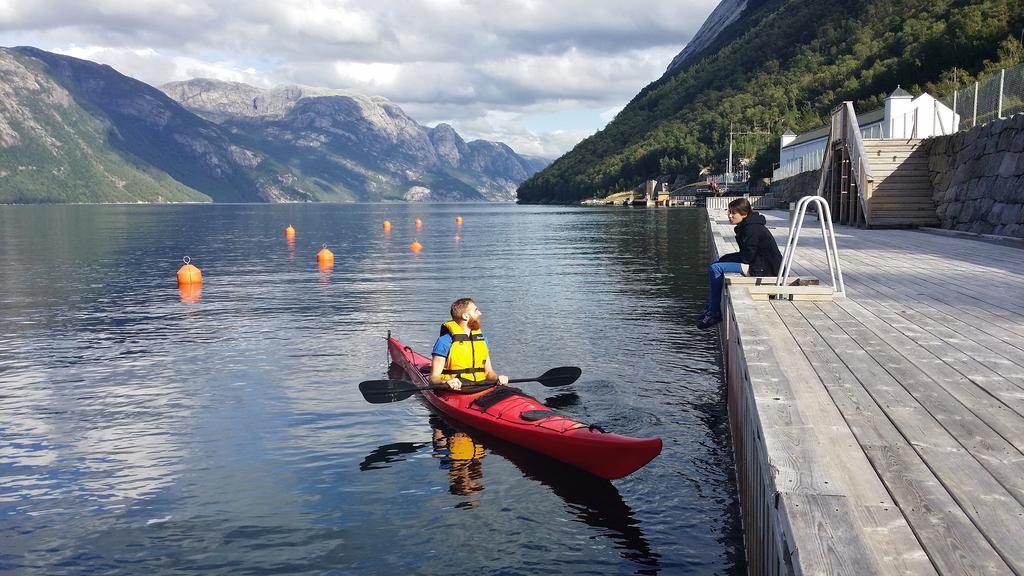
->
xmin=774 ymin=87 xmax=959 ymax=182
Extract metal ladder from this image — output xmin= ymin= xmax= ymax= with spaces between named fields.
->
xmin=776 ymin=195 xmax=846 ymax=298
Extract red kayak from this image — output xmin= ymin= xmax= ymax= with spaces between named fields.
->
xmin=387 ymin=336 xmax=662 ymax=480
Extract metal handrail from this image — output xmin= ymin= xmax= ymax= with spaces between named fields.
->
xmin=777 ymin=195 xmax=846 ymax=298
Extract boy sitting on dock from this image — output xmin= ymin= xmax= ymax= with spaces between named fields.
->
xmin=697 ymin=198 xmax=783 ymax=329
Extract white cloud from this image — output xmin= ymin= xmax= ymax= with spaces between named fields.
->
xmin=52 ymin=44 xmax=274 ymax=87
xmin=600 ymin=106 xmax=623 ymax=123
xmin=331 ymin=61 xmax=401 ymax=88
xmin=0 ymin=0 xmax=719 ymax=156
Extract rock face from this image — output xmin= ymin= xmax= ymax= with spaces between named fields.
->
xmin=0 ymin=47 xmax=201 ymax=202
xmin=928 ymin=114 xmax=1024 ymax=238
xmin=161 ymin=79 xmax=546 ymax=202
xmin=161 ymin=80 xmax=378 ymax=121
xmin=666 ymin=0 xmax=751 ymax=72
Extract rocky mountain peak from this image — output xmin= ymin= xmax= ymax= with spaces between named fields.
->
xmin=159 ymin=78 xmax=384 ymax=122
xmin=428 ymin=123 xmax=470 ymax=167
xmin=666 ymin=0 xmax=750 ymax=72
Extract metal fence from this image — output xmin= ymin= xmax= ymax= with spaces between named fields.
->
xmin=705 ymin=195 xmax=778 ymax=212
xmin=939 ymin=62 xmax=1024 ymax=131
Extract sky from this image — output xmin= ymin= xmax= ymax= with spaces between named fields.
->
xmin=0 ymin=0 xmax=719 ymax=158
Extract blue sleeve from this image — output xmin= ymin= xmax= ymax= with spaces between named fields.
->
xmin=432 ymin=334 xmax=453 ymax=357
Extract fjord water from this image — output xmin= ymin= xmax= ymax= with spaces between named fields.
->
xmin=0 ymin=203 xmax=742 ymax=575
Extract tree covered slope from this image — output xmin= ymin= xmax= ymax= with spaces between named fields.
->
xmin=517 ymin=0 xmax=1024 ymax=203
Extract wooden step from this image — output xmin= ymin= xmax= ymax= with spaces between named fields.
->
xmin=872 ymin=182 xmax=934 ymax=192
xmin=868 ymin=159 xmax=930 ymax=166
xmin=864 ymin=144 xmax=927 ymax=150
xmin=870 ymin=209 xmax=938 ymax=217
xmin=869 ymin=163 xmax=931 ymax=171
xmin=866 ymin=157 xmax=930 ymax=166
xmin=863 ymin=140 xmax=925 ymax=146
xmin=870 ymin=201 xmax=937 ymax=209
xmin=870 ymin=195 xmax=936 ymax=203
xmin=871 ymin=181 xmax=934 ymax=189
xmin=868 ymin=168 xmax=931 ymax=176
xmin=870 ymin=195 xmax=936 ymax=202
xmin=868 ymin=154 xmax=930 ymax=162
xmin=863 ymin=141 xmax=925 ymax=149
xmin=871 ymin=192 xmax=936 ymax=200
xmin=868 ymin=171 xmax=933 ymax=180
xmin=864 ymin=216 xmax=937 ymax=223
xmin=871 ymin=162 xmax=931 ymax=169
xmin=863 ymin=138 xmax=923 ymax=144
xmin=868 ymin=219 xmax=937 ymax=226
xmin=874 ymin=181 xmax=933 ymax=191
xmin=869 ymin=215 xmax=940 ymax=223
xmin=864 ymin=150 xmax=927 ymax=159
xmin=864 ymin=147 xmax=928 ymax=154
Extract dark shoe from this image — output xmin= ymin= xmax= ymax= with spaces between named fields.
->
xmin=696 ymin=311 xmax=722 ymax=330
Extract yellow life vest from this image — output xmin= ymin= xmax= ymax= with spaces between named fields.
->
xmin=439 ymin=320 xmax=489 ymax=383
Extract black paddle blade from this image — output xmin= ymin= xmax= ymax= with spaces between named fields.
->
xmin=534 ymin=366 xmax=582 ymax=387
xmin=359 ymin=379 xmax=421 ymax=404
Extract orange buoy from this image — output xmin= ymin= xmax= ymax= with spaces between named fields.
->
xmin=409 ymin=241 xmax=422 ymax=253
xmin=317 ymin=243 xmax=334 ymax=263
xmin=285 ymin=224 xmax=296 ymax=238
xmin=383 ymin=220 xmax=392 ymax=231
xmin=455 ymin=215 xmax=463 ymax=224
xmin=177 ymin=256 xmax=202 ymax=286
xmin=318 ymin=261 xmax=334 ymax=274
xmin=415 ymin=218 xmax=423 ymax=229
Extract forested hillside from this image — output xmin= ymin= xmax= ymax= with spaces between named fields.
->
xmin=517 ymin=0 xmax=1024 ymax=203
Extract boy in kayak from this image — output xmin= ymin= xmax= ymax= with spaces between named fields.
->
xmin=697 ymin=197 xmax=783 ymax=329
xmin=429 ymin=298 xmax=509 ymax=390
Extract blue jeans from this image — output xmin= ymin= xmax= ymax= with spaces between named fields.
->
xmin=704 ymin=261 xmax=744 ymax=316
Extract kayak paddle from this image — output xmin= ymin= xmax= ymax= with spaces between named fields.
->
xmin=359 ymin=366 xmax=582 ymax=404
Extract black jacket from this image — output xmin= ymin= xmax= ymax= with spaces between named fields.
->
xmin=718 ymin=212 xmax=783 ymax=277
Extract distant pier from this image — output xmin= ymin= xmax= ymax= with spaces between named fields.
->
xmin=709 ymin=208 xmax=1024 ymax=575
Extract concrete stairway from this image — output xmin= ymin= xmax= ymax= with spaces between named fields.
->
xmin=863 ymin=139 xmax=939 ymax=227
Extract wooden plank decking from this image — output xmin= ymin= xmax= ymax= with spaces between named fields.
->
xmin=709 ymin=208 xmax=1024 ymax=575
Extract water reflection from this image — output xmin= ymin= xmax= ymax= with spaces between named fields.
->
xmin=358 ymin=441 xmax=430 ymax=471
xmin=178 ymin=284 xmax=202 ymax=303
xmin=542 ymin=391 xmax=580 ymax=410
xmin=359 ymin=411 xmax=660 ymax=571
xmin=431 ymin=424 xmax=485 ymax=505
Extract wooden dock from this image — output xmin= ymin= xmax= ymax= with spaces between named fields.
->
xmin=709 ymin=209 xmax=1024 ymax=575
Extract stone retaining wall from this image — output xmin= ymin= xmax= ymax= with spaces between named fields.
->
xmin=767 ymin=169 xmax=819 ymax=204
xmin=928 ymin=114 xmax=1024 ymax=238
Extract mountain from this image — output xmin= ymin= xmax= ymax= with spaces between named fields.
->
xmin=161 ymin=79 xmax=545 ymax=202
xmin=517 ymin=0 xmax=1024 ymax=203
xmin=0 ymin=49 xmax=545 ymax=204
xmin=0 ymin=46 xmax=316 ymax=203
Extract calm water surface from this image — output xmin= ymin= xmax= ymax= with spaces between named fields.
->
xmin=0 ymin=204 xmax=743 ymax=575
